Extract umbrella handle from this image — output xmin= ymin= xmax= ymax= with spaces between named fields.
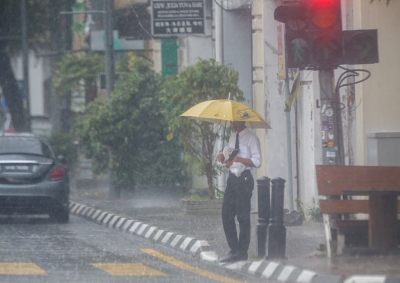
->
xmin=221 ymin=121 xmax=227 ymax=153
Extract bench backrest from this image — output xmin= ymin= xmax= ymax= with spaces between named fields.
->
xmin=316 ymin=165 xmax=400 ymax=214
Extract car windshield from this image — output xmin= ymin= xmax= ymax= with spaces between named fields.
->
xmin=0 ymin=137 xmax=53 ymax=158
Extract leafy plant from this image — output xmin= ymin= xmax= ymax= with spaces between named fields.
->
xmin=54 ymin=53 xmax=105 ymax=104
xmin=77 ymin=56 xmax=186 ymax=191
xmin=160 ymin=59 xmax=244 ymax=199
xmin=295 ymin=198 xmax=322 ymax=222
xmin=305 ymin=198 xmax=322 ymax=222
xmin=48 ymin=131 xmax=78 ymax=170
xmin=295 ymin=198 xmax=305 ymax=220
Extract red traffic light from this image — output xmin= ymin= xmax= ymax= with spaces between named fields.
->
xmin=307 ymin=0 xmax=341 ymax=28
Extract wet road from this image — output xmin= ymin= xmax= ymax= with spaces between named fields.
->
xmin=0 ymin=215 xmax=265 ymax=283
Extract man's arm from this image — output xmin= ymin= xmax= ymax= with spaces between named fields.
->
xmin=228 ymin=156 xmax=255 ymax=167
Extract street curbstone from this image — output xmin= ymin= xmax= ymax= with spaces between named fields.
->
xmin=115 ymin=218 xmax=127 ymax=229
xmin=96 ymin=211 xmax=107 ymax=222
xmin=144 ymin=226 xmax=157 ymax=239
xmin=180 ymin=237 xmax=195 ymax=251
xmin=200 ymin=251 xmax=218 ymax=262
xmin=71 ymin=201 xmax=396 ymax=283
xmin=161 ymin=232 xmax=174 ymax=244
xmin=248 ymin=260 xmax=263 ymax=275
xmin=343 ymin=275 xmax=386 ymax=283
xmin=189 ymin=240 xmax=210 ymax=255
xmin=277 ymin=265 xmax=298 ymax=282
xmin=85 ymin=207 xmax=95 ymax=217
xmin=261 ymin=261 xmax=282 ymax=279
xmin=153 ymin=230 xmax=167 ymax=242
xmin=312 ymin=274 xmax=342 ymax=283
xmin=121 ymin=219 xmax=134 ymax=231
xmin=225 ymin=260 xmax=249 ymax=270
xmin=75 ymin=205 xmax=86 ymax=215
xmin=296 ymin=269 xmax=317 ymax=283
xmin=91 ymin=210 xmax=102 ymax=220
xmin=69 ymin=202 xmax=78 ymax=212
xmin=81 ymin=206 xmax=90 ymax=216
xmin=101 ymin=213 xmax=113 ymax=225
xmin=108 ymin=215 xmax=120 ymax=227
xmin=129 ymin=222 xmax=143 ymax=234
xmin=136 ymin=224 xmax=149 ymax=236
xmin=170 ymin=235 xmax=183 ymax=248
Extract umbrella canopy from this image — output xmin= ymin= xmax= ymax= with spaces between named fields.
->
xmin=180 ymin=99 xmax=271 ymax=129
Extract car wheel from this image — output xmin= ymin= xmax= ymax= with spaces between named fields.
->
xmin=50 ymin=207 xmax=69 ymax=223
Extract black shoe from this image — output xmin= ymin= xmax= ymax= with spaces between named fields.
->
xmin=232 ymin=252 xmax=248 ymax=261
xmin=219 ymin=252 xmax=248 ymax=263
xmin=227 ymin=250 xmax=237 ymax=257
xmin=219 ymin=255 xmax=236 ymax=263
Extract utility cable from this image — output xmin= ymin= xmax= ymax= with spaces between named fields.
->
xmin=336 ymin=66 xmax=371 ymax=92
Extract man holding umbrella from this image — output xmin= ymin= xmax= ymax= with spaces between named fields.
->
xmin=180 ymin=98 xmax=269 ymax=262
xmin=217 ymin=121 xmax=261 ymax=263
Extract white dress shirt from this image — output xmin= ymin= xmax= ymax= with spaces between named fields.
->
xmin=227 ymin=127 xmax=262 ymax=170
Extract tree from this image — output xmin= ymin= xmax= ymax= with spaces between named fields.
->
xmin=160 ymin=59 xmax=244 ymax=199
xmin=0 ymin=0 xmax=74 ymax=132
xmin=77 ymin=56 xmax=185 ymax=191
xmin=53 ymin=53 xmax=104 ymax=106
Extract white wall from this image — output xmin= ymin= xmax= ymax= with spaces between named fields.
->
xmin=223 ymin=8 xmax=253 ymax=104
xmin=11 ymin=51 xmax=46 ymax=116
xmin=355 ymin=1 xmax=400 ymax=164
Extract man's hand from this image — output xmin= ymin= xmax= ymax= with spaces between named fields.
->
xmin=231 ymin=156 xmax=255 ymax=167
xmin=217 ymin=153 xmax=225 ymax=163
xmin=225 ymin=160 xmax=233 ymax=168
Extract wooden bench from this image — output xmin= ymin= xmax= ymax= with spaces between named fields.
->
xmin=316 ymin=165 xmax=400 ymax=255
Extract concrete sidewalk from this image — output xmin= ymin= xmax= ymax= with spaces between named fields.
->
xmin=70 ymin=178 xmax=400 ymax=283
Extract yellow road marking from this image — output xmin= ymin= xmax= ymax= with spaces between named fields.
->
xmin=92 ymin=263 xmax=167 ymax=276
xmin=0 ymin=263 xmax=47 ymax=275
xmin=141 ymin=249 xmax=244 ymax=283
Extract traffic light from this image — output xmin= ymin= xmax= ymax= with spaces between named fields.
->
xmin=274 ymin=1 xmax=309 ymax=69
xmin=307 ymin=0 xmax=343 ymax=69
xmin=343 ymin=29 xmax=379 ymax=65
xmin=274 ymin=0 xmax=343 ymax=70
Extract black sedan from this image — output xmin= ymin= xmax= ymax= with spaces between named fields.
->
xmin=0 ymin=133 xmax=69 ymax=223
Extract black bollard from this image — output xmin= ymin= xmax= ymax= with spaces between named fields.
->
xmin=256 ymin=176 xmax=271 ymax=257
xmin=266 ymin=178 xmax=286 ymax=260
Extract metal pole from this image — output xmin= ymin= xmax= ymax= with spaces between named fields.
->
xmin=214 ymin=0 xmax=225 ymax=193
xmin=266 ymin=178 xmax=286 ymax=260
xmin=21 ymin=0 xmax=30 ymax=132
xmin=256 ymin=176 xmax=270 ymax=257
xmin=104 ymin=0 xmax=117 ymax=198
xmin=105 ymin=0 xmax=114 ymax=98
xmin=285 ymin=79 xmax=294 ymax=210
xmin=319 ymin=70 xmax=343 ymax=166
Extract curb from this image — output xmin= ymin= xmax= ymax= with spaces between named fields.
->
xmin=69 ymin=202 xmax=218 ymax=262
xmin=69 ymin=201 xmax=400 ymax=283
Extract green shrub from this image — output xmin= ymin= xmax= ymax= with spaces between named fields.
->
xmin=48 ymin=132 xmax=78 ymax=169
xmin=77 ymin=56 xmax=186 ymax=191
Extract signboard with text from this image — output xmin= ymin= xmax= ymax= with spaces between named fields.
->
xmin=151 ymin=0 xmax=205 ymax=36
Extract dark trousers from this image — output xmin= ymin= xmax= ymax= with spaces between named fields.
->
xmin=222 ymin=170 xmax=254 ymax=255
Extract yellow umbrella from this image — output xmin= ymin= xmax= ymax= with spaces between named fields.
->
xmin=180 ymin=99 xmax=271 ymax=129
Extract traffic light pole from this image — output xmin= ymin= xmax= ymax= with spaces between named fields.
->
xmin=318 ymin=70 xmax=344 ymax=166
xmin=104 ymin=0 xmax=118 ymax=199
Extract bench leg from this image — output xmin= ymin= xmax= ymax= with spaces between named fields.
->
xmin=369 ymin=195 xmax=397 ymax=251
xmin=337 ymin=233 xmax=345 ymax=255
xmin=323 ymin=214 xmax=332 ymax=257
